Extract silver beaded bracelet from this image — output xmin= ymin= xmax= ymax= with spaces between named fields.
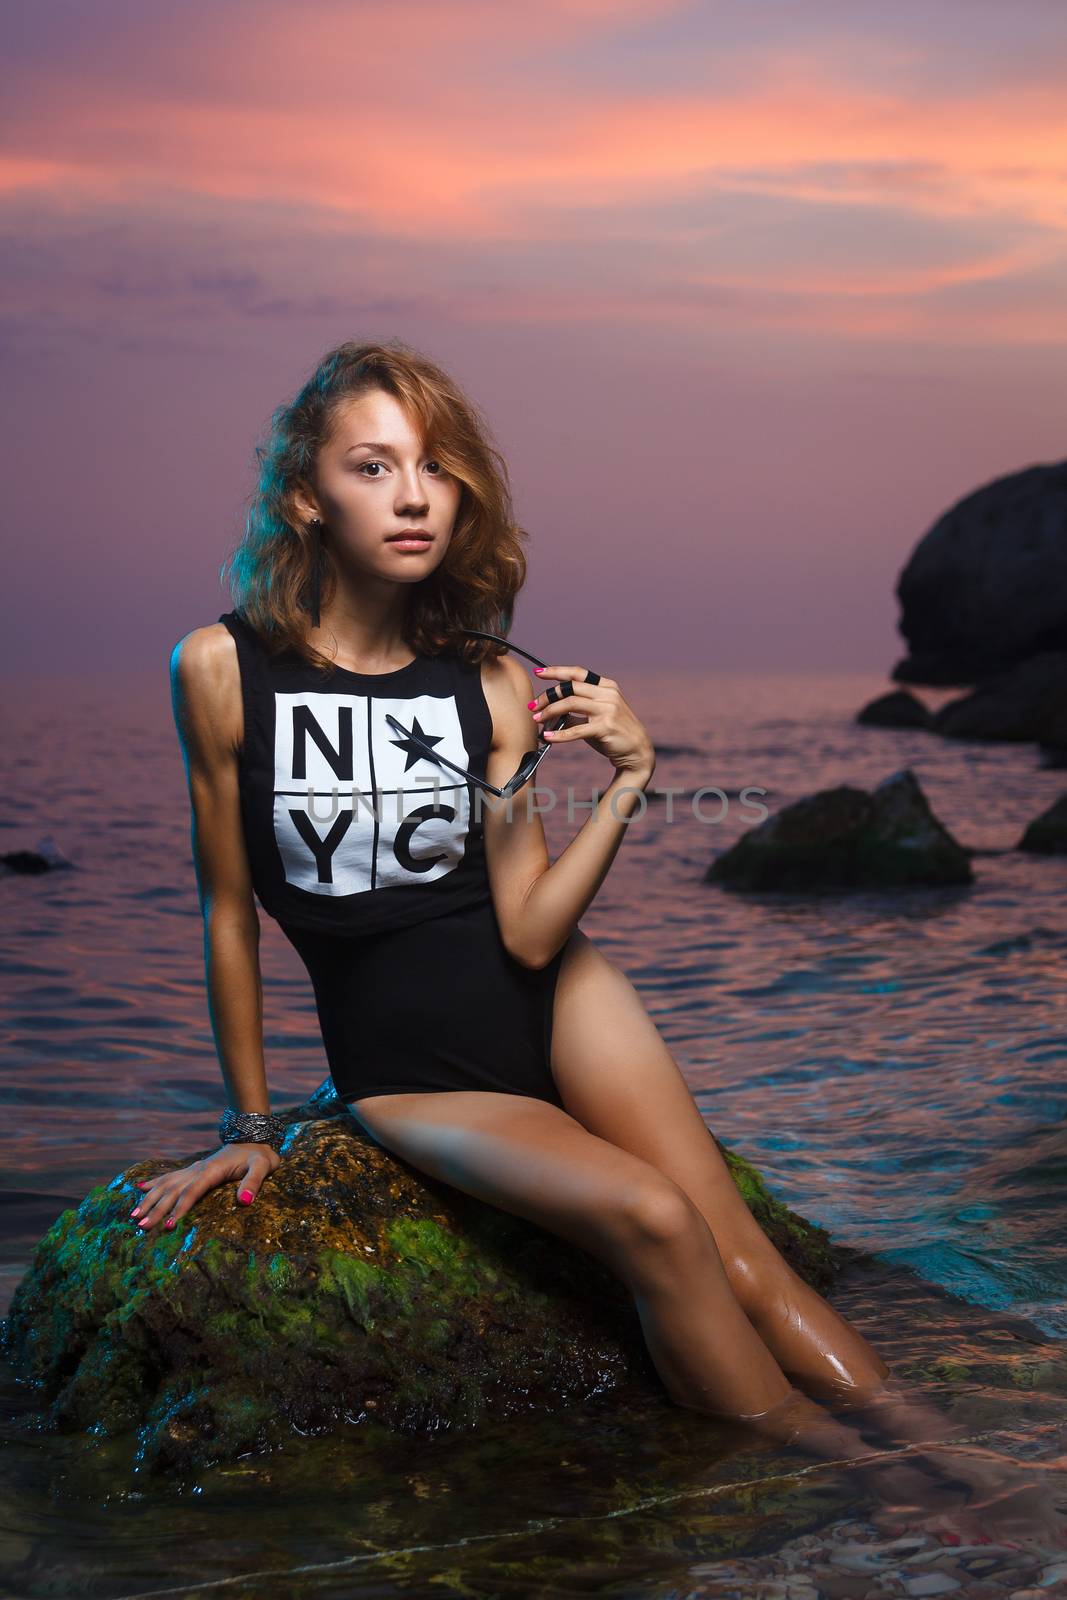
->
xmin=218 ymin=1108 xmax=287 ymax=1152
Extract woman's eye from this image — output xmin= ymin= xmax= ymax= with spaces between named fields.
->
xmin=357 ymin=461 xmax=443 ymax=477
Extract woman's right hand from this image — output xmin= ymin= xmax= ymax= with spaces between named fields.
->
xmin=129 ymin=1142 xmax=282 ymax=1233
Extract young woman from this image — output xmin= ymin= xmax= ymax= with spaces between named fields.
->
xmin=139 ymin=340 xmax=1061 ymax=1544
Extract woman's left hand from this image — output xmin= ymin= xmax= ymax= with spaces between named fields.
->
xmin=528 ymin=666 xmax=656 ymax=778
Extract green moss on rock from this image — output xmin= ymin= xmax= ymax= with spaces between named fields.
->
xmin=0 ymin=1091 xmax=844 ymax=1475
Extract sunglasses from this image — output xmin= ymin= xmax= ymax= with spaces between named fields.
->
xmin=384 ymin=628 xmax=599 ymax=800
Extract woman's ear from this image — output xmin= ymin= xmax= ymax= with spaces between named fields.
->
xmin=291 ymin=481 xmax=322 ymax=526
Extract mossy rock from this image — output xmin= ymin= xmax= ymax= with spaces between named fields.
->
xmin=0 ymin=1086 xmax=842 ymax=1475
xmin=706 ymin=767 xmax=973 ymax=891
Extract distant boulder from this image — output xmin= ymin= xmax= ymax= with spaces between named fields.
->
xmin=930 ymin=652 xmax=1067 ymax=744
xmin=893 ymin=459 xmax=1067 ymax=686
xmin=705 ymin=768 xmax=972 ymax=891
xmin=856 ymin=689 xmax=932 ymax=729
xmin=1017 ymin=794 xmax=1067 ymax=855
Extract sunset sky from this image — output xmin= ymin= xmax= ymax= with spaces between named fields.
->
xmin=4 ymin=0 xmax=1065 ymax=677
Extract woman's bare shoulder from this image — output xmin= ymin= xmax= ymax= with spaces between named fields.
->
xmin=170 ymin=619 xmax=237 ymax=669
xmin=478 ymin=650 xmax=534 ymax=748
xmin=168 ymin=622 xmax=242 ymax=755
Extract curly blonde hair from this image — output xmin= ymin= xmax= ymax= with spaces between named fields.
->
xmin=221 ymin=338 xmax=528 ymax=674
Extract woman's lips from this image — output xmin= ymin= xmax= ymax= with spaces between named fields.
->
xmin=385 ymin=533 xmax=434 ymax=551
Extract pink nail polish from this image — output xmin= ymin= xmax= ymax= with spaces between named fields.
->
xmin=130 ymin=1207 xmax=141 ymax=1218
xmin=239 ymin=1189 xmax=254 ymax=1204
xmin=533 ymin=667 xmax=545 ymax=675
xmin=526 ymin=700 xmax=537 ymax=710
xmin=165 ymin=1218 xmax=176 ymax=1230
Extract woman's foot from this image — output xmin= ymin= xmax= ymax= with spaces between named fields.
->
xmin=868 ymin=1453 xmax=1067 ymax=1553
xmin=706 ymin=1384 xmax=883 ymax=1464
xmin=828 ymin=1379 xmax=1067 ymax=1551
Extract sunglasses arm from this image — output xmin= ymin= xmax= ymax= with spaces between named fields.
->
xmin=383 ymin=714 xmax=508 ymax=798
xmin=459 ymin=629 xmax=549 ymax=671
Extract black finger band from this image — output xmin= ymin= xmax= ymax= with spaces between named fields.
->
xmin=584 ymin=669 xmax=601 ymax=685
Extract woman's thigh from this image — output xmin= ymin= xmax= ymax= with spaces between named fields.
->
xmin=347 ymin=1087 xmax=713 ymax=1277
xmin=549 ymin=930 xmax=778 ymax=1278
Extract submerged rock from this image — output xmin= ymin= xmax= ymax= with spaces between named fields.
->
xmin=705 ymin=768 xmax=972 ymax=891
xmin=0 ymin=838 xmax=76 ymax=875
xmin=0 ymin=1087 xmax=842 ymax=1476
xmin=929 ymin=651 xmax=1067 ymax=745
xmin=856 ymin=690 xmax=932 ymax=730
xmin=1017 ymin=793 xmax=1067 ymax=854
xmin=0 ymin=850 xmax=55 ymax=875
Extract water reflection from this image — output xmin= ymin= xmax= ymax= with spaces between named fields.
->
xmin=2 ymin=667 xmax=1066 ymax=1593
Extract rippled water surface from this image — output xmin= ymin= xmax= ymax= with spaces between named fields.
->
xmin=3 ymin=664 xmax=1066 ymax=1597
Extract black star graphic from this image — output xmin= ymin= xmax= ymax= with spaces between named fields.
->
xmin=388 ymin=713 xmax=445 ymax=772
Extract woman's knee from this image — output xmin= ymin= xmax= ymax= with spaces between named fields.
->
xmin=614 ymin=1176 xmax=711 ymax=1260
xmin=349 ymin=1093 xmax=714 ymax=1284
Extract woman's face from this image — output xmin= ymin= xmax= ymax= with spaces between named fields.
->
xmin=304 ymin=388 xmax=461 ymax=585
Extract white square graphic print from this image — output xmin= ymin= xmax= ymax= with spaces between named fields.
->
xmin=272 ymin=690 xmax=476 ymax=897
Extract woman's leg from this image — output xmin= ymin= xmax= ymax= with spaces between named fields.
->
xmin=535 ymin=943 xmax=1067 ymax=1546
xmin=548 ymin=931 xmax=890 ymax=1404
xmin=349 ymin=1086 xmax=794 ymax=1419
xmin=350 ymin=1088 xmax=911 ymax=1473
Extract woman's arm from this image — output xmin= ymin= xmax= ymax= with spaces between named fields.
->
xmin=480 ymin=651 xmax=655 ymax=970
xmin=169 ymin=623 xmax=269 ymax=1114
xmin=130 ymin=625 xmax=282 ymax=1236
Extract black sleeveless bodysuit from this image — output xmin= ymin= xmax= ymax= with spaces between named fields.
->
xmin=219 ymin=610 xmax=568 ymax=1109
